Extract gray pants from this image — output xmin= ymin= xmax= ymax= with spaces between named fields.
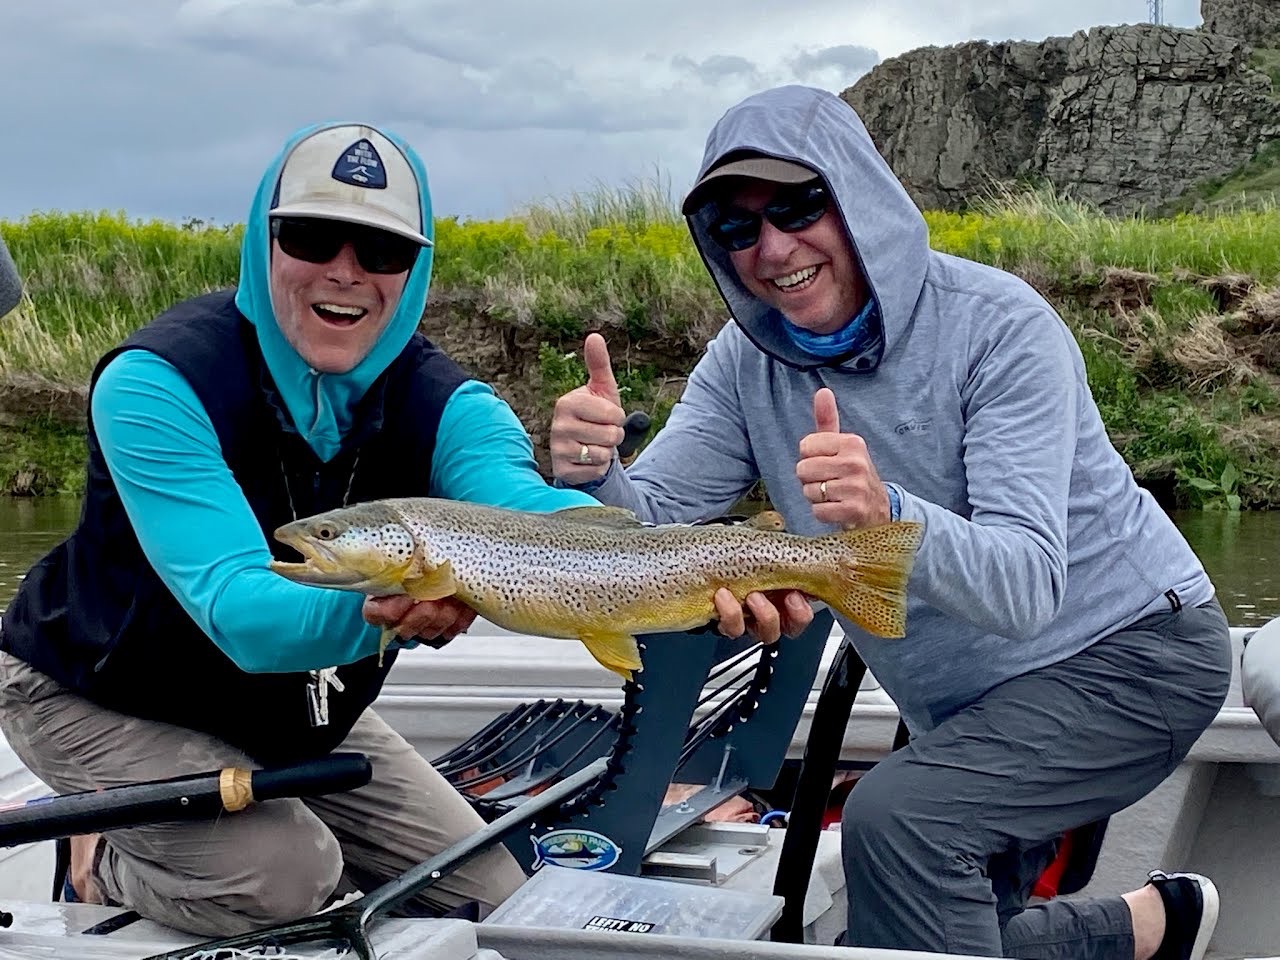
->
xmin=841 ymin=598 xmax=1232 ymax=959
xmin=0 ymin=651 xmax=527 ymax=937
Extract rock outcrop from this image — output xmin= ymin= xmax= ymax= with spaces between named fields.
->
xmin=841 ymin=24 xmax=1280 ymax=214
xmin=840 ymin=38 xmax=1069 ymax=210
xmin=1202 ymin=0 xmax=1280 ymax=47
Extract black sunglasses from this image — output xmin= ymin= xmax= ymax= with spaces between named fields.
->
xmin=270 ymin=217 xmax=421 ymax=275
xmin=707 ymin=182 xmax=830 ymax=252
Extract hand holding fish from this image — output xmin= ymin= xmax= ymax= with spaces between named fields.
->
xmin=797 ymin=388 xmax=891 ymax=529
xmin=715 ymin=588 xmax=814 ymax=645
xmin=361 ymin=595 xmax=476 ymax=650
xmin=550 ymin=333 xmax=627 ymax=484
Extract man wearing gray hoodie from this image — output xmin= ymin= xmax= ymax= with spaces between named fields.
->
xmin=0 ymin=233 xmax=21 ymax=317
xmin=551 ymin=85 xmax=1231 ymax=960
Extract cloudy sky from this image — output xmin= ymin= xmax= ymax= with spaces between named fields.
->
xmin=1 ymin=0 xmax=1205 ymax=225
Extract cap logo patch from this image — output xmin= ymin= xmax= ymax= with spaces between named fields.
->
xmin=332 ymin=139 xmax=387 ymax=189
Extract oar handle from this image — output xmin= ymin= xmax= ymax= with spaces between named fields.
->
xmin=0 ymin=752 xmax=372 ymax=847
xmin=250 ymin=752 xmax=372 ymax=804
xmin=618 ymin=410 xmax=651 ymax=463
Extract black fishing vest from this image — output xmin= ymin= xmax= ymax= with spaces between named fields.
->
xmin=1 ymin=290 xmax=468 ymax=765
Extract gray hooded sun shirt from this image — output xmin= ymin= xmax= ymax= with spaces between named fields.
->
xmin=578 ymin=85 xmax=1213 ymax=733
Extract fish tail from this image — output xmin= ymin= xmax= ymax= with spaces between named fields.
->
xmin=813 ymin=520 xmax=924 ymax=638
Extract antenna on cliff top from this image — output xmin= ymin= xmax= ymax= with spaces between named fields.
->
xmin=1148 ymin=0 xmax=1163 ymax=25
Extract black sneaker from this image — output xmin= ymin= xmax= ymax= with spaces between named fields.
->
xmin=1147 ymin=870 xmax=1220 ymax=960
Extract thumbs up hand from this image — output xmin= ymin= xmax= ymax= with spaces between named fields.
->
xmin=550 ymin=333 xmax=627 ymax=484
xmin=796 ymin=388 xmax=890 ymax=529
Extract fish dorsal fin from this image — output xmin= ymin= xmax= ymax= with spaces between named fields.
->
xmin=745 ymin=510 xmax=786 ymax=531
xmin=554 ymin=505 xmax=646 ymax=528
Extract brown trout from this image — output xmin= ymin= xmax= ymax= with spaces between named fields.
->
xmin=269 ymin=498 xmax=923 ymax=679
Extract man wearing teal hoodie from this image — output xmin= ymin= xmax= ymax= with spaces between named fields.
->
xmin=552 ymin=86 xmax=1232 ymax=960
xmin=0 ymin=123 xmax=600 ymax=935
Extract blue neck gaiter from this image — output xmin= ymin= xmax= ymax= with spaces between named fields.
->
xmin=782 ymin=296 xmax=880 ymax=359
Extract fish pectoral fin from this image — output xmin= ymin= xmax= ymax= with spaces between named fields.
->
xmin=363 ymin=558 xmax=417 ymax=596
xmin=377 ymin=626 xmax=396 ymax=667
xmin=401 ymin=559 xmax=457 ymax=602
xmin=578 ymin=630 xmax=643 ymax=680
xmin=554 ymin=505 xmax=646 ymax=528
xmin=744 ymin=510 xmax=786 ymax=531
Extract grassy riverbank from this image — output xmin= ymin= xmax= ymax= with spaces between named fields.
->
xmin=1 ymin=186 xmax=1278 ymax=507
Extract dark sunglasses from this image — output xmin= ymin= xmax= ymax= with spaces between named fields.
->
xmin=270 ymin=217 xmax=421 ymax=275
xmin=707 ymin=182 xmax=830 ymax=253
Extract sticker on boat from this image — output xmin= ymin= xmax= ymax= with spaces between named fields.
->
xmin=530 ymin=828 xmax=622 ymax=871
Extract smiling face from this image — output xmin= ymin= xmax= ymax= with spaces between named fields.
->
xmin=723 ymin=179 xmax=868 ymax=335
xmin=268 ymin=225 xmax=412 ymax=374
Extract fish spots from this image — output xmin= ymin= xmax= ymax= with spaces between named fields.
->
xmin=377 ymin=522 xmax=414 ymax=563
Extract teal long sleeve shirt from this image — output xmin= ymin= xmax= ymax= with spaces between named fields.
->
xmin=90 ymin=349 xmax=596 ymax=674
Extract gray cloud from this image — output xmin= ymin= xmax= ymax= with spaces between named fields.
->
xmin=788 ymin=45 xmax=880 ymax=83
xmin=672 ymin=54 xmax=764 ymax=85
xmin=0 ymin=0 xmax=1207 ymax=224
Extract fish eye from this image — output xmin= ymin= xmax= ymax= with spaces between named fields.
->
xmin=316 ymin=523 xmax=338 ymax=541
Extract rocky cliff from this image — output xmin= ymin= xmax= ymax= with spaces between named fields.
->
xmin=842 ymin=23 xmax=1280 ymax=213
xmin=1202 ymin=0 xmax=1280 ymax=47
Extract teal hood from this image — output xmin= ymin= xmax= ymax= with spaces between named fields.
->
xmin=234 ymin=122 xmax=435 ymax=461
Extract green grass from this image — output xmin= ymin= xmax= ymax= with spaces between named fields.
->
xmin=514 ymin=171 xmax=685 ymax=241
xmin=934 ymin=187 xmax=1280 ymax=278
xmin=1163 ymin=141 xmax=1280 ymax=215
xmin=3 ymin=186 xmax=1280 ymax=506
xmin=0 ymin=213 xmax=240 ymax=382
xmin=0 ymin=415 xmax=88 ymax=496
xmin=1250 ymin=47 xmax=1280 ymax=95
xmin=1149 ymin=284 xmax=1220 ymax=327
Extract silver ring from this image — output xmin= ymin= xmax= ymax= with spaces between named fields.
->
xmin=576 ymin=444 xmax=592 ymax=465
xmin=819 ymin=480 xmax=828 ymax=502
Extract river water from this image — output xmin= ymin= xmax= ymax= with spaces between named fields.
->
xmin=0 ymin=497 xmax=1276 ymax=627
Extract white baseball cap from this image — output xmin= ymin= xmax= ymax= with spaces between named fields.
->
xmin=270 ymin=125 xmax=431 ymax=247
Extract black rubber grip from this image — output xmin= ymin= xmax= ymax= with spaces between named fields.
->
xmin=618 ymin=410 xmax=652 ymax=460
xmin=0 ymin=753 xmax=373 ymax=848
xmin=250 ymin=752 xmax=373 ymax=803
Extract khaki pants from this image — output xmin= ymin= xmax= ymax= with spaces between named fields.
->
xmin=0 ymin=651 xmax=526 ymax=937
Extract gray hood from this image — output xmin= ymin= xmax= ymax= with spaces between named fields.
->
xmin=686 ymin=85 xmax=930 ymax=370
xmin=0 ymin=234 xmax=21 ymax=318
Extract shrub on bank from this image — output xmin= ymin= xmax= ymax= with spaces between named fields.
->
xmin=1 ymin=188 xmax=1277 ymax=506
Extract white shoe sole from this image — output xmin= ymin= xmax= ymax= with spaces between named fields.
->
xmin=1188 ymin=875 xmax=1220 ymax=960
xmin=1156 ymin=871 xmax=1220 ymax=960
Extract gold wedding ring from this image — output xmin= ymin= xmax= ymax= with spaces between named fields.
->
xmin=576 ymin=444 xmax=592 ymax=465
xmin=819 ymin=480 xmax=828 ymax=502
